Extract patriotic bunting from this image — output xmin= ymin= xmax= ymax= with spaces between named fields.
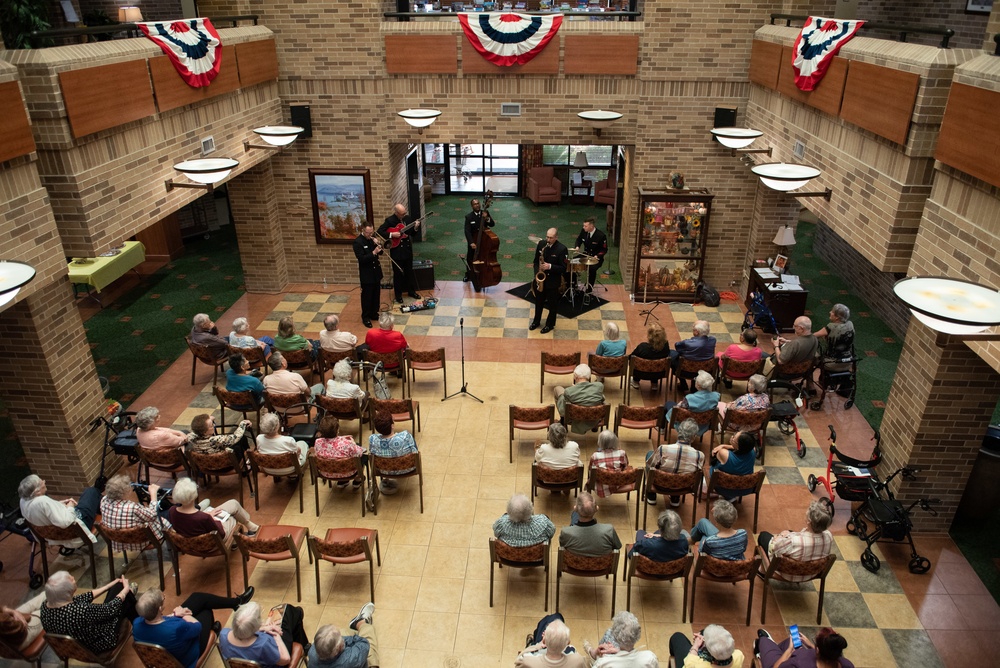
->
xmin=791 ymin=16 xmax=865 ymax=91
xmin=458 ymin=12 xmax=563 ymax=67
xmin=138 ymin=18 xmax=223 ymax=88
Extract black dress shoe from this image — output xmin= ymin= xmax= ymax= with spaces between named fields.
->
xmin=408 ymin=292 xmax=421 ymax=299
xmin=528 ymin=322 xmax=539 ymax=331
xmin=394 ymin=297 xmax=403 ymax=304
xmin=235 ymin=586 xmax=255 ymax=606
xmin=212 ymin=621 xmax=222 ymax=634
xmin=541 ymin=325 xmax=554 ymax=334
xmin=363 ymin=319 xmax=373 ymax=328
xmin=463 ymin=276 xmax=470 ymax=282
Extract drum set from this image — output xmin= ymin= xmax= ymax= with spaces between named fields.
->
xmin=564 ymin=252 xmax=602 ymax=306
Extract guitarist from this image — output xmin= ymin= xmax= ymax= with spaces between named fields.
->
xmin=377 ymin=203 xmax=422 ymax=304
xmin=463 ymin=198 xmax=495 ymax=284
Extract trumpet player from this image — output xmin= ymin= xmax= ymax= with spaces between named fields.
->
xmin=572 ymin=218 xmax=608 ymax=292
xmin=529 ymin=227 xmax=568 ymax=334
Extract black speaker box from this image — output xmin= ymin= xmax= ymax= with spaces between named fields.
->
xmin=290 ymin=105 xmax=312 ymax=139
xmin=412 ymin=259 xmax=435 ymax=291
xmin=713 ymin=106 xmax=738 ymax=129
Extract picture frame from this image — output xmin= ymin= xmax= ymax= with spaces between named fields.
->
xmin=773 ymin=254 xmax=788 ymax=274
xmin=966 ymin=0 xmax=993 ymax=14
xmin=309 ymin=169 xmax=374 ymax=244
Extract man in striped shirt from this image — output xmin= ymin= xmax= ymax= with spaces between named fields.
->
xmin=757 ymin=499 xmax=834 ymax=581
xmin=645 ymin=418 xmax=704 ymax=506
xmin=493 ymin=494 xmax=555 ymax=547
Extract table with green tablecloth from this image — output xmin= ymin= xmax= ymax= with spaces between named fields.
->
xmin=67 ymin=241 xmax=145 ymax=303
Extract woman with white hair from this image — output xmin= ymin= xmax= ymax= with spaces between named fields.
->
xmin=100 ymin=473 xmax=170 ymax=553
xmin=595 ymin=322 xmax=626 ymax=358
xmin=493 ymin=493 xmax=556 ymax=547
xmin=628 ymin=508 xmax=690 ymax=562
xmin=324 ymin=358 xmax=366 ymax=401
xmin=135 ymin=406 xmax=188 ymax=451
xmin=516 ymin=615 xmax=587 ymax=667
xmin=587 ymin=610 xmax=658 ymax=666
xmin=40 ymin=571 xmax=137 ymax=655
xmin=219 ymin=601 xmax=310 ymax=668
xmin=167 ymin=477 xmax=259 ymax=544
xmin=815 ymin=303 xmax=854 ymax=354
xmin=588 ymin=430 xmax=631 ymax=498
xmin=663 ymin=370 xmax=720 ymax=433
xmin=689 ymin=499 xmax=748 ymax=561
xmin=534 ymin=423 xmax=582 ymax=470
xmin=717 ymin=373 xmax=770 ymax=420
xmin=228 ymin=317 xmax=274 ymax=357
xmin=256 ymin=413 xmax=308 ymax=474
xmin=669 ymin=624 xmax=743 ymax=667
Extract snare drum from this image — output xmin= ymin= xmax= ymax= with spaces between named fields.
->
xmin=569 ymin=258 xmax=587 ymax=273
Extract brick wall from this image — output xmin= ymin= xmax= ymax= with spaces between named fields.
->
xmin=228 ymin=161 xmax=289 ymax=293
xmin=858 ymin=0 xmax=992 ymax=50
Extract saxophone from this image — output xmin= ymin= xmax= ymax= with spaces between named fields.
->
xmin=532 ymin=247 xmax=546 ymax=295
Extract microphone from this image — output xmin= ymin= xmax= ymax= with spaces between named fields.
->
xmin=460 ymin=317 xmax=464 ymax=326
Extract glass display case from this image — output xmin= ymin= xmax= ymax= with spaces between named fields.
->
xmin=633 ymin=188 xmax=713 ymax=302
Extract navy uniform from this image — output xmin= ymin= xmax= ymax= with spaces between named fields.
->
xmin=574 ymin=225 xmax=608 ymax=290
xmin=530 ymin=237 xmax=568 ymax=333
xmin=353 ymin=229 xmax=383 ymax=327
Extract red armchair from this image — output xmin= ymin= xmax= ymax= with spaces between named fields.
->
xmin=527 ymin=167 xmax=562 ymax=204
xmin=594 ymin=168 xmax=617 ymax=206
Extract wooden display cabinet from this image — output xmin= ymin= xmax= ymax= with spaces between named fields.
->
xmin=633 ymin=188 xmax=713 ymax=303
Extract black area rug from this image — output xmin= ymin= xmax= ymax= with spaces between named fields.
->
xmin=506 ymin=283 xmax=608 ymax=319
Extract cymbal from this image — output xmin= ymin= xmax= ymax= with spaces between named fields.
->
xmin=582 ymin=257 xmax=601 ymax=266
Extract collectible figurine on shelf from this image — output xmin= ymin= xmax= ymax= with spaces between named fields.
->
xmin=669 ymin=171 xmax=685 ymax=189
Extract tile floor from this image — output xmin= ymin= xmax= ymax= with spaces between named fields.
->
xmin=1 ymin=280 xmax=997 ymax=668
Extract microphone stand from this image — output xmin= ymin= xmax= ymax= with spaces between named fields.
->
xmin=639 ymin=299 xmax=663 ymax=326
xmin=443 ymin=317 xmax=482 ymax=403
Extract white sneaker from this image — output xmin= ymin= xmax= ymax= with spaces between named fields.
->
xmin=629 ymin=380 xmax=640 ymax=389
xmin=349 ymin=602 xmax=375 ymax=631
xmin=198 ymin=499 xmax=211 ymax=510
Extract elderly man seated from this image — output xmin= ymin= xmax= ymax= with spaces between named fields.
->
xmin=587 ymin=611 xmax=658 ymax=667
xmin=516 ymin=615 xmax=586 ymax=667
xmin=18 ymin=474 xmax=99 ymax=549
xmin=191 ymin=313 xmax=229 ymax=360
xmin=671 ymin=319 xmax=717 ymax=393
xmin=309 ymin=602 xmax=378 ymax=668
xmin=493 ymin=493 xmax=556 ymax=547
xmin=363 ymin=313 xmax=407 ymax=373
xmin=262 ymin=352 xmax=310 ymax=396
xmin=773 ymin=316 xmax=818 ymax=366
xmin=757 ymin=499 xmax=834 ymax=578
xmin=559 ymin=492 xmax=621 ymax=558
xmin=134 ymin=405 xmax=188 ymax=452
xmin=645 ymin=418 xmax=703 ymax=507
xmin=99 ymin=474 xmax=170 ymax=552
xmin=553 ymin=364 xmax=606 ymax=434
xmin=219 ymin=601 xmax=310 ymax=668
xmin=40 ymin=571 xmax=137 ymax=656
xmin=133 ymin=586 xmax=254 ymax=668
xmin=319 ymin=314 xmax=358 ymax=353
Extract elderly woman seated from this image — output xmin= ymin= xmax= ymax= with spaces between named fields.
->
xmin=219 ymin=602 xmax=310 ymax=668
xmin=256 ymin=413 xmax=309 ymax=475
xmin=534 ymin=423 xmax=582 ymax=471
xmin=493 ymin=493 xmax=556 ymax=547
xmin=689 ymin=499 xmax=748 ymax=561
xmin=313 ymin=416 xmax=364 ymax=489
xmin=186 ymin=413 xmax=254 ymax=461
xmin=664 ymin=370 xmax=720 ymax=431
xmin=628 ymin=508 xmax=690 ymax=563
xmin=588 ymin=430 xmax=631 ymax=498
xmin=0 ymin=593 xmax=46 ymax=654
xmin=135 ymin=406 xmax=189 ymax=451
xmin=229 ymin=316 xmax=274 ymax=357
xmin=273 ymin=316 xmax=319 ymax=359
xmin=758 ymin=499 xmax=834 ymax=572
xmin=99 ymin=474 xmax=170 ymax=552
xmin=322 ymin=358 xmax=366 ymax=402
xmin=670 ymin=624 xmax=743 ymax=668
xmin=18 ymin=474 xmax=100 ymax=549
xmin=167 ymin=477 xmax=259 ymax=544
xmin=595 ymin=322 xmax=626 ymax=358
xmin=717 ymin=373 xmax=770 ymax=421
xmin=516 ymin=615 xmax=586 ymax=667
xmin=40 ymin=571 xmax=137 ymax=656
xmin=587 ymin=611 xmax=658 ymax=666
xmin=368 ymin=410 xmax=418 ymax=496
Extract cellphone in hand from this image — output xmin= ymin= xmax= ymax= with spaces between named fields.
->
xmin=789 ymin=624 xmax=802 ymax=649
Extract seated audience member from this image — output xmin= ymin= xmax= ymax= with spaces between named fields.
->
xmin=586 ymin=611 xmax=658 ymax=667
xmin=559 ymin=492 xmax=622 ymax=558
xmin=517 ymin=616 xmax=587 ymax=668
xmin=756 ymin=626 xmax=852 ymax=668
xmin=645 ymin=418 xmax=704 ymax=506
xmin=595 ymin=322 xmax=626 ymax=358
xmin=167 ymin=478 xmax=259 ymax=544
xmin=493 ymin=493 xmax=556 ymax=547
xmin=319 ymin=314 xmax=358 ymax=353
xmin=310 ymin=602 xmax=379 ymax=668
xmin=671 ymin=320 xmax=717 ymax=393
xmin=40 ymin=571 xmax=137 ymax=656
xmin=368 ymin=410 xmax=418 ymax=496
xmin=689 ymin=499 xmax=748 ymax=561
xmin=0 ymin=593 xmax=46 ymax=653
xmin=774 ymin=316 xmax=818 ymax=366
xmin=313 ymin=416 xmax=364 ymax=489
xmin=99 ymin=474 xmax=170 ymax=551
xmin=588 ymin=430 xmax=631 ymax=498
xmin=135 ymin=406 xmax=188 ymax=451
xmin=628 ymin=509 xmax=690 ymax=562
xmin=191 ymin=313 xmax=229 ymax=360
xmin=717 ymin=373 xmax=769 ymax=421
xmin=815 ymin=303 xmax=856 ymax=375
xmin=664 ymin=370 xmax=720 ymax=428
xmin=554 ymin=364 xmax=606 ymax=434
xmin=323 ymin=359 xmax=366 ymax=401
xmin=758 ymin=499 xmax=834 ymax=578
xmin=364 ymin=313 xmax=407 ymax=372
xmin=718 ymin=328 xmax=765 ymax=384
xmin=133 ymin=586 xmax=254 ymax=668
xmin=226 ymin=353 xmax=265 ymax=407
xmin=535 ymin=423 xmax=582 ymax=470
xmin=219 ymin=602 xmax=310 ymax=668
xmin=18 ymin=474 xmax=99 ymax=548
xmin=670 ymin=624 xmax=743 ymax=668
xmin=262 ymin=352 xmax=310 ymax=396
xmin=710 ymin=431 xmax=757 ymax=484
xmin=273 ymin=316 xmax=319 ymax=358
xmin=229 ymin=317 xmax=274 ymax=357
xmin=256 ymin=413 xmax=309 ymax=474
xmin=629 ymin=322 xmax=671 ymax=390
xmin=187 ymin=414 xmax=254 ymax=462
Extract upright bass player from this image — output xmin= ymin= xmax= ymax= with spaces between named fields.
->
xmin=463 ymin=198 xmax=495 ymax=284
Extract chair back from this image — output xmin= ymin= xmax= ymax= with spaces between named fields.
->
xmin=45 ymin=619 xmax=131 ymax=666
xmin=510 ymin=404 xmax=555 ymax=428
xmin=530 ymin=166 xmax=555 ymax=183
xmin=709 ymin=469 xmax=766 ymax=497
xmin=281 ymin=347 xmax=314 ymax=370
xmin=564 ymin=402 xmax=610 ymax=430
xmin=369 ymin=398 xmax=416 ymax=433
xmin=138 ymin=444 xmax=189 ymax=472
xmin=234 ymin=532 xmax=298 ymax=558
xmin=541 ymin=351 xmax=580 ymax=373
xmin=133 ymin=641 xmax=186 ymax=668
xmin=315 ymin=393 xmax=364 ymax=420
xmin=27 ymin=521 xmax=88 ymax=545
xmin=535 ymin=462 xmax=583 ymax=485
xmin=406 ymin=347 xmax=445 ymax=369
xmin=94 ymin=522 xmax=159 ymax=552
xmin=766 ymin=552 xmax=837 ymax=583
xmin=646 ymin=467 xmax=702 ymax=497
xmin=588 ymin=465 xmax=642 ymax=493
xmin=185 ymin=448 xmax=240 ymax=475
xmin=671 ymin=405 xmax=719 ymax=433
xmin=695 ymin=553 xmax=760 ymax=583
xmin=249 ymin=449 xmax=301 ymax=476
xmin=366 ymin=349 xmax=404 ymax=369
xmin=616 ymin=404 xmax=661 ymax=427
xmin=720 ymin=356 xmax=765 ymax=381
xmin=773 ymin=357 xmax=814 ymax=379
xmin=490 ymin=538 xmax=548 ymax=567
xmin=228 ymin=344 xmax=267 ymax=373
xmin=319 ymin=347 xmax=357 ymax=376
xmin=676 ymin=356 xmax=718 ymax=379
xmin=166 ymin=528 xmax=226 ymax=558
xmin=588 ymin=353 xmax=628 ymax=379
xmin=187 ymin=336 xmax=225 ymax=365
xmin=720 ymin=407 xmax=770 ymax=435
xmin=310 ymin=453 xmax=364 ymax=481
xmin=263 ymin=390 xmax=311 ymax=421
xmin=628 ymin=356 xmax=669 ymax=376
xmin=309 ymin=533 xmax=373 ymax=563
xmin=633 ymin=553 xmax=693 ymax=580
xmin=214 ymin=386 xmax=256 ymax=411
xmin=371 ymin=452 xmax=420 ymax=478
xmin=559 ymin=548 xmax=619 ymax=577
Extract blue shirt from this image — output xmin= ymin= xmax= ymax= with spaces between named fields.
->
xmin=595 ymin=340 xmax=627 ymax=357
xmin=133 ymin=617 xmax=202 ymax=668
xmin=219 ymin=629 xmax=281 ymax=668
xmin=629 ymin=531 xmax=690 ymax=562
xmin=226 ymin=369 xmax=264 ymax=404
xmin=308 ymin=635 xmax=370 ymax=668
xmin=675 ymin=335 xmax=717 ymax=361
xmin=701 ymin=529 xmax=749 ymax=561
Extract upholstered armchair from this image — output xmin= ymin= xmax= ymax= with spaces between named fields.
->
xmin=527 ymin=167 xmax=562 ymax=204
xmin=594 ymin=168 xmax=617 ymax=205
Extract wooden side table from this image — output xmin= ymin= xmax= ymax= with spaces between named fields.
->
xmin=570 ymin=179 xmax=593 ymax=204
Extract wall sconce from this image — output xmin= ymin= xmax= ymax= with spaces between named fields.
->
xmin=751 ymin=162 xmax=832 ymax=200
xmin=711 ymin=127 xmax=772 ymax=157
xmin=0 ymin=260 xmax=36 ymax=309
xmin=244 ymin=125 xmax=305 ymax=152
xmin=772 ymin=224 xmax=797 ymax=255
xmin=577 ymin=109 xmax=622 ymax=137
xmin=165 ymin=158 xmax=239 ymax=193
xmin=894 ymin=276 xmax=1000 ymax=345
xmin=397 ymin=109 xmax=441 ymax=134
xmin=117 ymin=6 xmax=143 ymax=22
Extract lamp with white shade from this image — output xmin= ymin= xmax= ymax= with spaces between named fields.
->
xmin=711 ymin=127 xmax=772 ymax=156
xmin=772 ymin=224 xmax=796 ymax=255
xmin=0 ymin=261 xmax=36 ymax=309
xmin=750 ymin=162 xmax=832 ymax=200
xmin=577 ymin=109 xmax=622 ymax=137
xmin=244 ymin=125 xmax=306 ymax=152
xmin=117 ymin=6 xmax=143 ymax=22
xmin=894 ymin=276 xmax=1000 ymax=344
xmin=165 ymin=157 xmax=239 ymax=192
xmin=398 ymin=109 xmax=441 ymax=134
xmin=572 ymin=151 xmax=588 ymax=181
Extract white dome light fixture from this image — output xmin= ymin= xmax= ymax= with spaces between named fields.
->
xmin=711 ymin=127 xmax=772 ymax=157
xmin=0 ymin=261 xmax=36 ymax=309
xmin=166 ymin=158 xmax=240 ymax=193
xmin=245 ymin=125 xmax=306 ymax=151
xmin=398 ymin=109 xmax=441 ymax=134
xmin=894 ymin=276 xmax=1000 ymax=344
xmin=751 ymin=162 xmax=832 ymax=200
xmin=578 ymin=109 xmax=623 ymax=137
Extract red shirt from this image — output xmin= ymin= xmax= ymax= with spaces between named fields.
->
xmin=365 ymin=329 xmax=407 ymax=367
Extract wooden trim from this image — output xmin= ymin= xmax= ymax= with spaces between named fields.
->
xmin=935 ymin=82 xmax=1000 ymax=190
xmin=235 ymin=39 xmax=279 ymax=87
xmin=385 ymin=35 xmax=458 ymax=74
xmin=151 ymin=54 xmax=241 ymax=113
xmin=564 ymin=35 xmax=638 ymax=75
xmin=840 ymin=61 xmax=919 ymax=145
xmin=463 ymin=41 xmax=559 ymax=74
xmin=59 ymin=61 xmax=155 ymax=139
xmin=748 ymin=40 xmax=782 ymax=90
xmin=777 ymin=46 xmax=847 ymax=117
xmin=0 ymin=81 xmax=36 ymax=162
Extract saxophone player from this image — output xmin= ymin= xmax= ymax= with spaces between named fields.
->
xmin=529 ymin=227 xmax=568 ymax=334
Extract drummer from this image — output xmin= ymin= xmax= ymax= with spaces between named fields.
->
xmin=572 ymin=218 xmax=608 ymax=292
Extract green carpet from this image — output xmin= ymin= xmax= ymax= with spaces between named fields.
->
xmin=416 ymin=196 xmax=622 ymax=286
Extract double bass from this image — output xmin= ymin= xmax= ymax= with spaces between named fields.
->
xmin=471 ymin=190 xmax=502 ymax=291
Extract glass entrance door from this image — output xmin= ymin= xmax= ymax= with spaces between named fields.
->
xmin=447 ymin=144 xmax=519 ymax=195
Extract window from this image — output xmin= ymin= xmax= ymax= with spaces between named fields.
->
xmin=542 ymin=145 xmax=614 ymax=167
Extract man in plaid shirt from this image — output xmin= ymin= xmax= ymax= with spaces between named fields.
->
xmin=645 ymin=418 xmax=704 ymax=506
xmin=493 ymin=494 xmax=555 ymax=547
xmin=757 ymin=499 xmax=834 ymax=582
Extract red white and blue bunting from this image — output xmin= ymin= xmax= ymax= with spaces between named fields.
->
xmin=791 ymin=16 xmax=865 ymax=91
xmin=458 ymin=12 xmax=563 ymax=67
xmin=138 ymin=18 xmax=223 ymax=88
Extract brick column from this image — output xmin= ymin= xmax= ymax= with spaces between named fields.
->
xmin=228 ymin=161 xmax=288 ymax=293
xmin=742 ymin=184 xmax=801 ymax=294
xmin=881 ymin=318 xmax=1000 ymax=531
xmin=0 ymin=280 xmax=108 ymax=495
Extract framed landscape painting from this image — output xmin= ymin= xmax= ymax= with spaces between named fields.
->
xmin=310 ymin=169 xmax=374 ymax=244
